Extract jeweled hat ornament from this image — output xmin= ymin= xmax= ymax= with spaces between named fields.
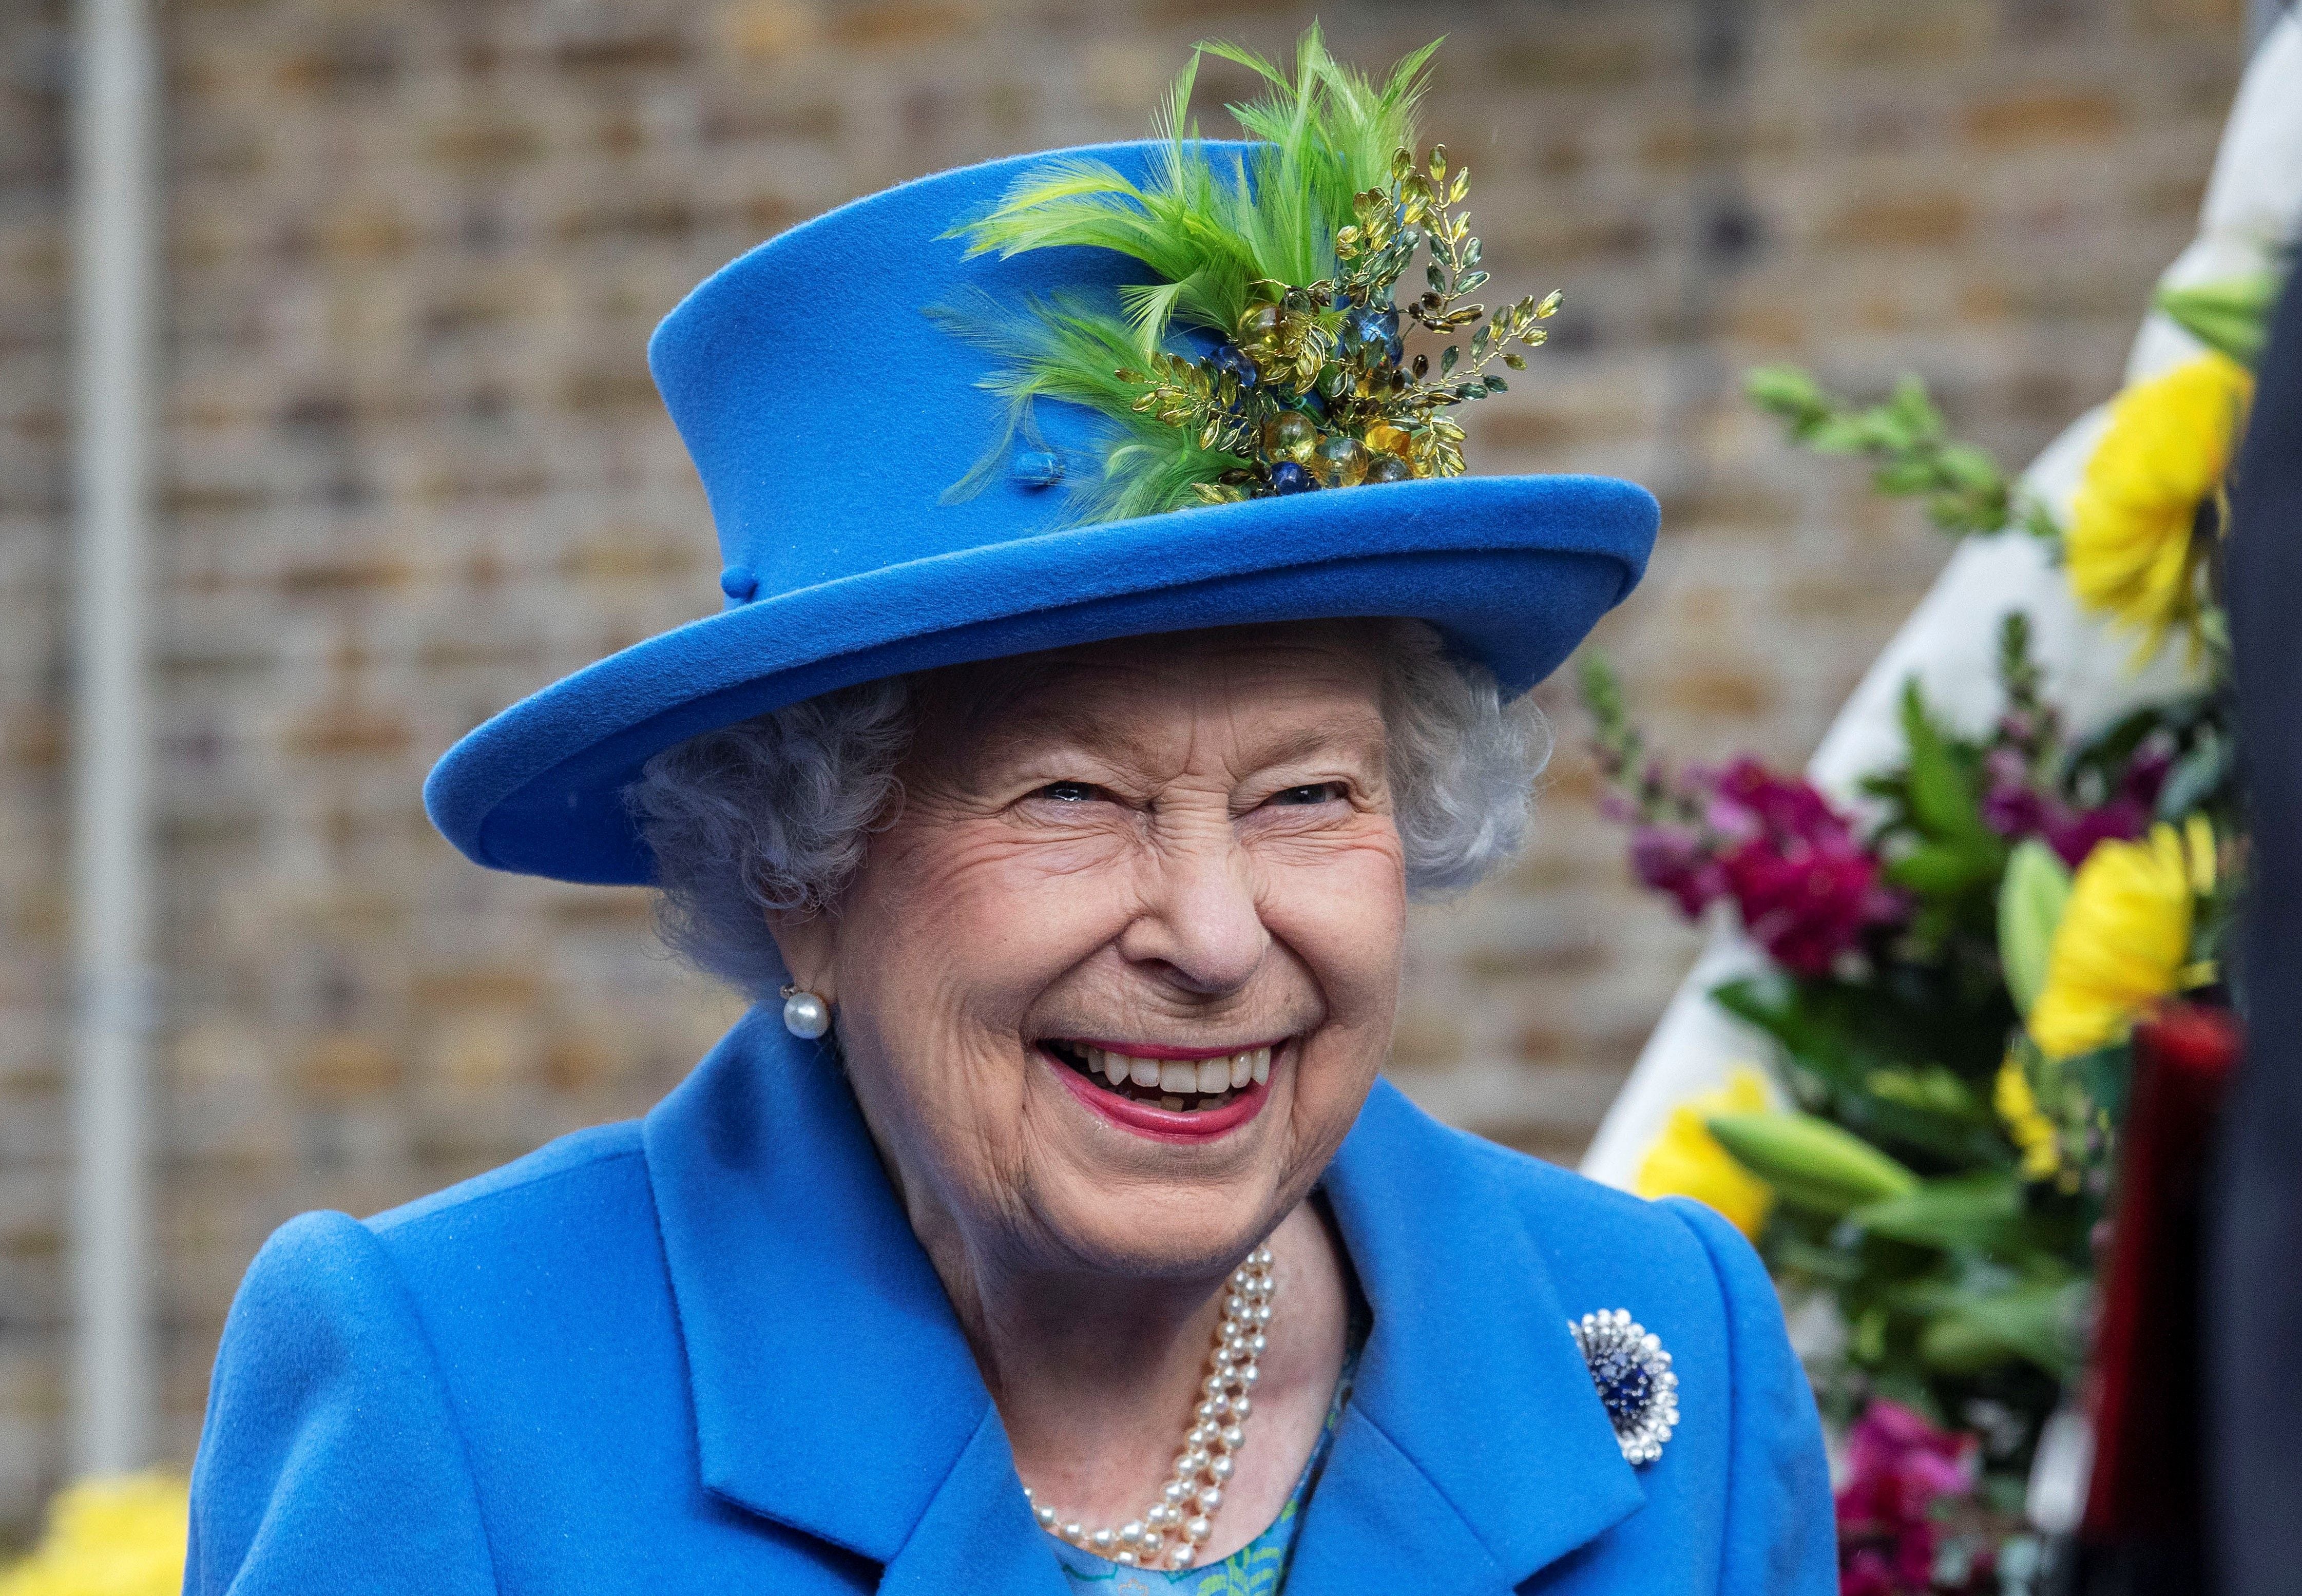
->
xmin=422 ymin=29 xmax=1658 ymax=885
xmin=936 ymin=33 xmax=1563 ymax=515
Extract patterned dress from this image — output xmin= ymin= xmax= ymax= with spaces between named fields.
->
xmin=1044 ymin=1330 xmax=1364 ymax=1596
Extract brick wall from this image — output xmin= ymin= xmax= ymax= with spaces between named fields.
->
xmin=0 ymin=0 xmax=2246 ymax=1529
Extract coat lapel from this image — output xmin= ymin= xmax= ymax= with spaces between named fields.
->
xmin=1293 ymin=1081 xmax=1646 ymax=1592
xmin=642 ymin=1010 xmax=1068 ymax=1586
xmin=876 ymin=1410 xmax=1072 ymax=1595
xmin=644 ymin=1020 xmax=1639 ymax=1590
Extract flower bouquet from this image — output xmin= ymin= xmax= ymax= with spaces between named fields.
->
xmin=1584 ymin=270 xmax=2279 ymax=1592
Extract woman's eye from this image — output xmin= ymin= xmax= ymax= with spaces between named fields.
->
xmin=1035 ymin=781 xmax=1102 ymax=804
xmin=1268 ymin=782 xmax=1346 ymax=807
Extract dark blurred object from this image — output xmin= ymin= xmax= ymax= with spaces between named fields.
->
xmin=2215 ymin=259 xmax=2302 ymax=1596
xmin=2072 ymin=1003 xmax=2240 ymax=1591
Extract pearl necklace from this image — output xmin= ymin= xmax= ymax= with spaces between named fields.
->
xmin=1023 ymin=1246 xmax=1277 ymax=1571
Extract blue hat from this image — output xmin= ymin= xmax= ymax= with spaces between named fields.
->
xmin=423 ymin=140 xmax=1657 ymax=884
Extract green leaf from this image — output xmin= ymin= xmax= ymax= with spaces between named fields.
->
xmin=1898 ymin=681 xmax=1994 ymax=847
xmin=2155 ymin=729 xmax=2231 ymax=822
xmin=1873 ymin=458 xmax=1942 ymax=495
xmin=1935 ymin=441 xmax=2005 ymax=493
xmin=1850 ymin=1171 xmax=2023 ymax=1254
xmin=1804 ymin=416 xmax=1873 ymax=454
xmin=1883 ymin=374 xmax=1945 ymax=446
xmin=1912 ymin=1277 xmax=2084 ymax=1378
xmin=1744 ymin=363 xmax=1829 ymax=425
xmin=1863 ymin=1065 xmax=1987 ymax=1124
xmin=2155 ymin=273 xmax=2281 ymax=368
xmin=1887 ymin=840 xmax=2001 ymax=897
xmin=1998 ymin=839 xmax=2071 ymax=1017
xmin=1769 ymin=1235 xmax=1867 ymax=1284
xmin=1707 ymin=975 xmax=2017 ymax=1168
xmin=1744 ymin=364 xmax=2027 ymax=541
xmin=1705 ymin=1110 xmax=1922 ymax=1215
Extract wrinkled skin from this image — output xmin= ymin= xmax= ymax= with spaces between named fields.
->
xmin=771 ymin=620 xmax=1408 ymax=1561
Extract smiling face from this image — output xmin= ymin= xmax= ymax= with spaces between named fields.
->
xmin=779 ymin=621 xmax=1407 ymax=1286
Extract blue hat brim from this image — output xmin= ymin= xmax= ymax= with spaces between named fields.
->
xmin=424 ymin=471 xmax=1655 ymax=884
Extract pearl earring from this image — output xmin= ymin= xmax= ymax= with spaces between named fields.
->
xmin=780 ymin=985 xmax=831 ymax=1039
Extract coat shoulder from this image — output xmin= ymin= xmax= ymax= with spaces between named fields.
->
xmin=361 ymin=1119 xmax=655 ymax=1296
xmin=1357 ymin=1081 xmax=1729 ymax=1297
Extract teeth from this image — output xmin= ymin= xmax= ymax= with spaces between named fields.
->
xmin=1063 ymin=1042 xmax=1283 ymax=1105
xmin=1159 ymin=1095 xmax=1184 ymax=1110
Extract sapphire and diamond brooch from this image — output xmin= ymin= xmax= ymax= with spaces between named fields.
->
xmin=1571 ymin=1309 xmax=1679 ymax=1466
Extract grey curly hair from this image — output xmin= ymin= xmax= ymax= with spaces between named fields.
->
xmin=626 ymin=620 xmax=1550 ymax=997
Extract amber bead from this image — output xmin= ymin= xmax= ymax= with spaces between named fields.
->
xmin=1315 ymin=434 xmax=1369 ymax=488
xmin=1363 ymin=422 xmax=1411 ymax=459
xmin=1238 ymin=303 xmax=1285 ymax=345
xmin=1262 ymin=411 xmax=1318 ymax=464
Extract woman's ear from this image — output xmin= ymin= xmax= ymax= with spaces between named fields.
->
xmin=766 ymin=910 xmax=838 ymax=1005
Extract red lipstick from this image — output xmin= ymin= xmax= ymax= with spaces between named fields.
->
xmin=1044 ymin=1051 xmax=1272 ymax=1142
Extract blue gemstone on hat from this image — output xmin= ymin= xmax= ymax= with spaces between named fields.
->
xmin=718 ymin=564 xmax=759 ymax=603
xmin=1270 ymin=461 xmax=1313 ymax=495
xmin=1211 ymin=344 xmax=1258 ymax=389
xmin=1345 ymin=303 xmax=1398 ymax=351
xmin=1570 ymin=1309 xmax=1678 ymax=1466
xmin=1010 ymin=450 xmax=1064 ymax=488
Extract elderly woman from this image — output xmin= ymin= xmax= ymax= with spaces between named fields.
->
xmin=186 ymin=38 xmax=1830 ymax=1596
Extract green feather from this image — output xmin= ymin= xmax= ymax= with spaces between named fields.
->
xmin=954 ymin=25 xmax=1438 ymax=344
xmin=937 ymin=28 xmax=1444 ymax=524
xmin=928 ymin=290 xmax=1246 ymax=521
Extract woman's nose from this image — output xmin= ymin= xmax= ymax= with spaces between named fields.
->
xmin=1115 ymin=824 xmax=1268 ymax=996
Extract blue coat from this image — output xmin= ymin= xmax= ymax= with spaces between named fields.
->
xmin=185 ymin=1010 xmax=1835 ymax=1594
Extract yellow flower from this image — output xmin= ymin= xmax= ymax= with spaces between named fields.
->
xmin=1994 ymin=1048 xmax=2061 ymax=1182
xmin=0 ymin=1474 xmax=187 ymax=1596
xmin=1635 ymin=1066 xmax=1778 ymax=1239
xmin=2066 ymin=352 xmax=2252 ymax=658
xmin=2027 ymin=821 xmax=2214 ymax=1061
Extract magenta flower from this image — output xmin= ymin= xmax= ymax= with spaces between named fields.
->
xmin=1980 ymin=740 xmax=2173 ymax=868
xmin=1979 ymin=748 xmax=2050 ymax=841
xmin=1694 ymin=761 xmax=1905 ymax=976
xmin=1841 ymin=1399 xmax=1975 ymax=1517
xmin=1710 ymin=758 xmax=1843 ymax=847
xmin=2041 ymin=800 xmax=2147 ymax=867
xmin=1616 ymin=758 xmax=1904 ymax=974
xmin=1839 ymin=1548 xmax=1901 ymax=1596
xmin=1721 ymin=835 xmax=1900 ymax=977
xmin=1835 ymin=1400 xmax=1982 ymax=1595
xmin=1630 ymin=823 xmax=1728 ymax=916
